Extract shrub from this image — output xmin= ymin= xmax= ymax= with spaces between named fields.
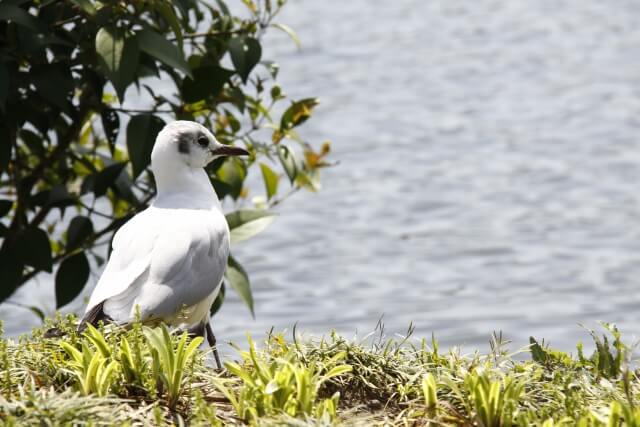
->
xmin=0 ymin=0 xmax=330 ymax=317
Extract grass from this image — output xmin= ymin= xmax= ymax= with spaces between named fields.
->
xmin=0 ymin=317 xmax=639 ymax=426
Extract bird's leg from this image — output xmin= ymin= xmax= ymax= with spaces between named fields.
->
xmin=205 ymin=322 xmax=222 ymax=370
xmin=187 ymin=322 xmax=206 ymax=340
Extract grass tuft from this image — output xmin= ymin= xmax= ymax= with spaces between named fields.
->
xmin=0 ymin=318 xmax=639 ymax=425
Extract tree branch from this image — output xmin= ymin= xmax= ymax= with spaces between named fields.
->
xmin=111 ymin=107 xmax=173 ymax=114
xmin=169 ymin=29 xmax=245 ymax=42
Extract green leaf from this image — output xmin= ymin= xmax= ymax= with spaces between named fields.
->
xmin=259 ymin=163 xmax=279 ymax=200
xmin=225 ymin=209 xmax=276 ymax=244
xmin=113 ymin=39 xmax=139 ymax=102
xmin=210 ymin=281 xmax=225 ymax=316
xmin=224 ymin=109 xmax=241 ymax=132
xmin=101 ymin=109 xmax=120 ymax=155
xmin=32 ymin=65 xmax=73 ymax=114
xmin=36 ymin=185 xmax=76 ymax=216
xmin=96 ymin=28 xmax=139 ymax=101
xmin=137 ymin=53 xmax=160 ymax=78
xmin=529 ymin=337 xmax=548 ymax=364
xmin=126 ymin=114 xmax=166 ymax=178
xmin=55 ymin=252 xmax=90 ymax=308
xmin=277 ymin=145 xmax=298 ymax=184
xmin=228 ymin=36 xmax=262 ymax=84
xmin=225 ymin=255 xmax=254 ymax=317
xmin=0 ymin=199 xmax=12 ymax=217
xmin=211 ymin=178 xmax=233 ymax=199
xmin=213 ymin=0 xmax=230 ymax=15
xmin=226 ymin=209 xmax=276 ymax=230
xmin=0 ymin=4 xmax=46 ymax=33
xmin=96 ymin=27 xmax=124 ymax=75
xmin=93 ymin=162 xmax=127 ymax=197
xmin=49 ymin=185 xmax=74 ymax=206
xmin=136 ymin=28 xmax=191 ymax=78
xmin=182 ymin=66 xmax=234 ymax=103
xmin=323 ymin=365 xmax=353 ymax=380
xmin=0 ymin=244 xmax=22 ymax=302
xmin=216 ymin=158 xmax=246 ymax=200
xmin=280 ymin=98 xmax=319 ymax=131
xmin=296 ymin=169 xmax=321 ymax=192
xmin=155 ymin=1 xmax=183 ymax=50
xmin=270 ymin=23 xmax=301 ymax=49
xmin=67 ymin=216 xmax=94 ymax=251
xmin=112 ymin=168 xmax=140 ymax=207
xmin=18 ymin=227 xmax=52 ymax=273
xmin=70 ymin=0 xmax=97 ymax=15
xmin=19 ymin=129 xmax=43 ymax=155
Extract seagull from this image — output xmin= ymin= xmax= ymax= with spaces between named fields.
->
xmin=78 ymin=120 xmax=248 ymax=368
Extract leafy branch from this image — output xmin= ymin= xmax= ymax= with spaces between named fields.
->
xmin=0 ymin=0 xmax=332 ymax=316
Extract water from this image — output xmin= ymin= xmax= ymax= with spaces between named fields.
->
xmin=4 ymin=0 xmax=640 ymax=354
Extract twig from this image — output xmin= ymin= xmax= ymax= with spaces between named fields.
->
xmin=53 ymin=15 xmax=82 ymax=28
xmin=79 ymin=201 xmax=116 ymax=220
xmin=268 ymin=185 xmax=300 ymax=208
xmin=168 ymin=29 xmax=245 ymax=42
xmin=110 ymin=107 xmax=173 ymax=115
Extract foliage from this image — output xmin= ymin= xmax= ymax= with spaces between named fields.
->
xmin=144 ymin=323 xmax=203 ymax=409
xmin=2 ymin=320 xmax=640 ymax=425
xmin=210 ymin=333 xmax=351 ymax=423
xmin=0 ymin=0 xmax=331 ymax=314
xmin=465 ymin=373 xmax=526 ymax=426
xmin=421 ymin=372 xmax=437 ymax=416
xmin=0 ymin=387 xmax=146 ymax=426
xmin=59 ymin=334 xmax=119 ymax=396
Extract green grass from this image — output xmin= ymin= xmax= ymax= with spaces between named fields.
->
xmin=0 ymin=317 xmax=639 ymax=426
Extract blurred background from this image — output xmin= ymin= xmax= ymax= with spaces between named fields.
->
xmin=5 ymin=0 xmax=640 ymax=353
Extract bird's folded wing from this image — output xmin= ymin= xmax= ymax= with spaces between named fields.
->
xmin=84 ymin=213 xmax=156 ymax=314
xmin=86 ymin=210 xmax=223 ymax=324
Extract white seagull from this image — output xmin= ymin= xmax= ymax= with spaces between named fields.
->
xmin=79 ymin=120 xmax=248 ymax=368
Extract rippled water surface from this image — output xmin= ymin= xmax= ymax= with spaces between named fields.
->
xmin=5 ymin=0 xmax=640 ymax=352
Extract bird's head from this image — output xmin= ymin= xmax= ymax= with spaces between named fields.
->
xmin=151 ymin=120 xmax=248 ymax=171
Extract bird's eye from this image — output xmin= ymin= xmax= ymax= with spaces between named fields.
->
xmin=197 ymin=135 xmax=209 ymax=147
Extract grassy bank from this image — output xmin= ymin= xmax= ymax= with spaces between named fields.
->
xmin=0 ymin=317 xmax=638 ymax=426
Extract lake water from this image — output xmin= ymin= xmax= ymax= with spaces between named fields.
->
xmin=4 ymin=0 xmax=640 ymax=354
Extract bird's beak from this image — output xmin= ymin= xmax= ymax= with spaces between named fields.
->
xmin=210 ymin=145 xmax=249 ymax=157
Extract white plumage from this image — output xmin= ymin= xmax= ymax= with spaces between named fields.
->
xmin=81 ymin=121 xmax=248 ymax=352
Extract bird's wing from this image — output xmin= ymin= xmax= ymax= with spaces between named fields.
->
xmin=86 ymin=208 xmax=229 ymax=325
xmin=84 ymin=209 xmax=157 ymax=314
